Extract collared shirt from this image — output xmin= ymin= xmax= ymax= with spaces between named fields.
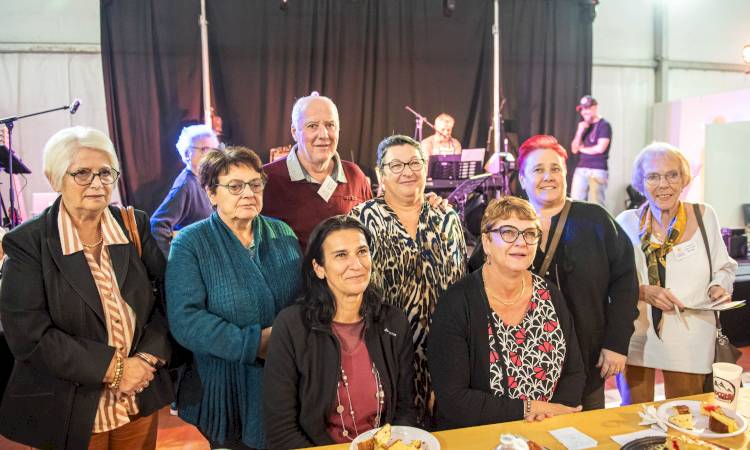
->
xmin=58 ymin=203 xmax=139 ymax=433
xmin=285 ymin=145 xmax=348 ymax=184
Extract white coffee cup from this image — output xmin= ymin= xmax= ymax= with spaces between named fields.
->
xmin=713 ymin=362 xmax=743 ymax=409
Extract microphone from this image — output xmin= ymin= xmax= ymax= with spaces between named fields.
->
xmin=69 ymin=99 xmax=81 ymax=115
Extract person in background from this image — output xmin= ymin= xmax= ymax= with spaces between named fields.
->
xmin=150 ymin=124 xmax=220 ymax=257
xmin=420 ymin=113 xmax=462 ymax=157
xmin=429 ymin=196 xmax=583 ymax=429
xmin=350 ymin=135 xmax=466 ymax=426
xmin=469 ymin=135 xmax=639 ymax=410
xmin=0 ymin=126 xmax=172 ymax=450
xmin=263 ymin=216 xmax=416 ymax=449
xmin=166 ymin=146 xmax=301 ymax=449
xmin=616 ymin=142 xmax=737 ymax=403
xmin=570 ymin=95 xmax=612 ymax=207
xmin=262 ymin=93 xmax=373 ymax=249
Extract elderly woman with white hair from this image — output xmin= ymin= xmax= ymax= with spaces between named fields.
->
xmin=0 ymin=127 xmax=173 ymax=450
xmin=615 ymin=142 xmax=737 ymax=404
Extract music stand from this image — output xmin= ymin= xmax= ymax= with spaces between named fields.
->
xmin=427 ymin=153 xmax=484 ymax=181
xmin=446 ymin=172 xmax=503 ymax=246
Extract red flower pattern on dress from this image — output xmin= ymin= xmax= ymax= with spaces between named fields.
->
xmin=487 ymin=274 xmax=566 ymax=402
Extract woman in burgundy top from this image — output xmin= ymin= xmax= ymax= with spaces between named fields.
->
xmin=263 ymin=216 xmax=417 ymax=449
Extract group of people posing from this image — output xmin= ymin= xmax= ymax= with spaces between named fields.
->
xmin=0 ymin=93 xmax=737 ymax=450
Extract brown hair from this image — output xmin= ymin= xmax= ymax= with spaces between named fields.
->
xmin=480 ymin=196 xmax=539 ymax=233
xmin=199 ymin=146 xmax=265 ymax=194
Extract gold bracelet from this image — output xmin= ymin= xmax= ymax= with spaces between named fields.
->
xmin=108 ymin=354 xmax=124 ymax=390
xmin=525 ymin=399 xmax=532 ymax=416
xmin=135 ymin=352 xmax=156 ymax=367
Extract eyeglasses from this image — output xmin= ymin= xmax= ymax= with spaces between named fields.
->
xmin=381 ymin=158 xmax=425 ymax=174
xmin=67 ymin=168 xmax=120 ymax=186
xmin=644 ymin=170 xmax=681 ymax=187
xmin=214 ymin=179 xmax=266 ymax=195
xmin=190 ymin=145 xmax=224 ymax=154
xmin=485 ymin=225 xmax=542 ymax=245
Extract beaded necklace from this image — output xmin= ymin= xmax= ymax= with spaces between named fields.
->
xmin=334 ymin=362 xmax=384 ymax=440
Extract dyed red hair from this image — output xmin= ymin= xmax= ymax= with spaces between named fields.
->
xmin=517 ymin=135 xmax=568 ymax=172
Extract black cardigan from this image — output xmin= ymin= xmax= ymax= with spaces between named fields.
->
xmin=468 ymin=201 xmax=638 ymax=395
xmin=0 ymin=198 xmax=173 ymax=450
xmin=263 ymin=303 xmax=417 ymax=450
xmin=427 ymin=270 xmax=584 ymax=430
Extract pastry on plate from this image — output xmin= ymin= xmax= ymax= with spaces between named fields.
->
xmin=663 ymin=434 xmax=727 ymax=449
xmin=668 ymin=405 xmax=694 ymax=430
xmin=699 ymin=402 xmax=738 ymax=434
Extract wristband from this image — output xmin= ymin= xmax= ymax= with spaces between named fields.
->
xmin=108 ymin=353 xmax=124 ymax=390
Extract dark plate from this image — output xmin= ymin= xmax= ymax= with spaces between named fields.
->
xmin=620 ymin=435 xmax=665 ymax=450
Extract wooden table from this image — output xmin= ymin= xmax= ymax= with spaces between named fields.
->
xmin=307 ymin=394 xmax=749 ymax=449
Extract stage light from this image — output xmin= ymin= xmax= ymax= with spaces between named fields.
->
xmin=280 ymin=0 xmax=288 ymax=11
xmin=743 ymin=45 xmax=750 ymax=64
xmin=443 ymin=0 xmax=455 ymax=17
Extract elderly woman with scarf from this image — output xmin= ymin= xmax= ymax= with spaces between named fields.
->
xmin=615 ymin=142 xmax=737 ymax=403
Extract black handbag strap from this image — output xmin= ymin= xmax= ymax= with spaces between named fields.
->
xmin=539 ymin=199 xmax=572 ymax=276
xmin=693 ymin=203 xmax=720 ymax=328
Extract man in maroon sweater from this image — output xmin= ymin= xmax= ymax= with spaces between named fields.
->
xmin=263 ymin=94 xmax=372 ymax=249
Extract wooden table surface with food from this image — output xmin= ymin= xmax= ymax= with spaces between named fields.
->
xmin=305 ymin=392 xmax=750 ymax=450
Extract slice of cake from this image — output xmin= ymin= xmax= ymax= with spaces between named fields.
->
xmin=699 ymin=402 xmax=738 ymax=433
xmin=374 ymin=424 xmax=392 ymax=447
xmin=386 ymin=440 xmax=423 ymax=450
xmin=665 ymin=435 xmax=728 ymax=449
xmin=668 ymin=405 xmax=694 ymax=430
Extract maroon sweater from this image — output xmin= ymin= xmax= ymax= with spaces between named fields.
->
xmin=262 ymin=158 xmax=372 ymax=249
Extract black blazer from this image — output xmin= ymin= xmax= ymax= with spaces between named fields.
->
xmin=0 ymin=198 xmax=174 ymax=450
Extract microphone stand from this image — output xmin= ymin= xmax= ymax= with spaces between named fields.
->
xmin=0 ymin=101 xmax=78 ymax=228
xmin=404 ymin=106 xmax=453 ymax=144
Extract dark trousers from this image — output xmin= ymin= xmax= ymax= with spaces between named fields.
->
xmin=581 ymin=384 xmax=605 ymax=411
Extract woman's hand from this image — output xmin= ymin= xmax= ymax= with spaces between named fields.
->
xmin=525 ymin=401 xmax=582 ymax=422
xmin=639 ymin=285 xmax=685 ymax=311
xmin=596 ymin=348 xmax=627 ymax=379
xmin=708 ymin=285 xmax=731 ymax=305
xmin=257 ymin=327 xmax=272 ymax=360
xmin=118 ymin=357 xmax=156 ymax=396
xmin=425 ymin=192 xmax=449 ymax=211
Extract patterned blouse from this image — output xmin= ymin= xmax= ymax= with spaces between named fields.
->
xmin=350 ymin=198 xmax=466 ymax=423
xmin=58 ymin=203 xmax=137 ymax=433
xmin=487 ymin=274 xmax=566 ymax=402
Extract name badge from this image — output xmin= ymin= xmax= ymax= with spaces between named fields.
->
xmin=317 ymin=176 xmax=338 ymax=202
xmin=673 ymin=241 xmax=698 ymax=261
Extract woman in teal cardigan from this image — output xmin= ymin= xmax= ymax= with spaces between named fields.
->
xmin=166 ymin=147 xmax=301 ymax=449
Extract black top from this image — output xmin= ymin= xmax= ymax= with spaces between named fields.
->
xmin=262 ymin=303 xmax=417 ymax=450
xmin=427 ymin=270 xmax=584 ymax=430
xmin=577 ymin=118 xmax=612 ymax=170
xmin=469 ymin=201 xmax=638 ymax=395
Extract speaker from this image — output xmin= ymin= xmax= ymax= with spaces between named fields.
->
xmin=722 ymin=228 xmax=748 ymax=259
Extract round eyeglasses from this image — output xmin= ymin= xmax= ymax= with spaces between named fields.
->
xmin=381 ymin=159 xmax=425 ymax=174
xmin=485 ymin=225 xmax=542 ymax=245
xmin=66 ymin=168 xmax=120 ymax=186
xmin=214 ymin=179 xmax=266 ymax=195
xmin=643 ymin=171 xmax=681 ymax=187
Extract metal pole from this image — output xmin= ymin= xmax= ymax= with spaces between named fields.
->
xmin=492 ymin=0 xmax=501 ymax=156
xmin=200 ymin=0 xmax=212 ymax=126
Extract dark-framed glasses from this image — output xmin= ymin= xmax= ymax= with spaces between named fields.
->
xmin=67 ymin=168 xmax=120 ymax=186
xmin=382 ymin=158 xmax=425 ymax=174
xmin=644 ymin=170 xmax=681 ymax=187
xmin=215 ymin=179 xmax=266 ymax=195
xmin=485 ymin=225 xmax=542 ymax=245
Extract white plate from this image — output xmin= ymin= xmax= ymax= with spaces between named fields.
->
xmin=657 ymin=399 xmax=748 ymax=438
xmin=349 ymin=425 xmax=440 ymax=450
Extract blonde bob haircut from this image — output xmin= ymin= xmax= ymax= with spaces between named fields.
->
xmin=480 ymin=196 xmax=540 ymax=233
xmin=631 ymin=142 xmax=692 ymax=194
xmin=43 ymin=126 xmax=120 ymax=191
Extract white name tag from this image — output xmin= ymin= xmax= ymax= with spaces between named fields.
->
xmin=673 ymin=241 xmax=698 ymax=261
xmin=317 ymin=176 xmax=338 ymax=202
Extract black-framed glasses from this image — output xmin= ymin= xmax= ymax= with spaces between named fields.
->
xmin=381 ymin=158 xmax=425 ymax=174
xmin=485 ymin=225 xmax=542 ymax=245
xmin=214 ymin=179 xmax=266 ymax=195
xmin=643 ymin=170 xmax=681 ymax=187
xmin=66 ymin=168 xmax=120 ymax=186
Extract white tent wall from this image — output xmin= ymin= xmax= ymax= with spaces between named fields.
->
xmin=1 ymin=0 xmax=748 ymax=220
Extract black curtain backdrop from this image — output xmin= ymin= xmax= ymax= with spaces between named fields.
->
xmin=101 ymin=0 xmax=593 ymax=212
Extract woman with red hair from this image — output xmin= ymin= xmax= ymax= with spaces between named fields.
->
xmin=470 ymin=134 xmax=639 ymax=410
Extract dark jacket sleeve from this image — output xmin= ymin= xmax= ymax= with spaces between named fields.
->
xmin=0 ymin=230 xmax=113 ymax=385
xmin=548 ymin=283 xmax=585 ymax=407
xmin=428 ymin=283 xmax=524 ymax=427
xmin=263 ymin=309 xmax=314 ymax=450
xmin=150 ymin=182 xmax=189 ymax=257
xmin=392 ymin=311 xmax=418 ymax=427
xmin=131 ymin=210 xmax=171 ymax=362
xmin=600 ymin=209 xmax=639 ymax=355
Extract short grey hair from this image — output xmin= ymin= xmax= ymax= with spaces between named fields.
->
xmin=291 ymin=92 xmax=339 ymax=130
xmin=43 ymin=126 xmax=120 ymax=191
xmin=435 ymin=113 xmax=455 ymax=126
xmin=631 ymin=142 xmax=692 ymax=194
xmin=376 ymin=135 xmax=427 ymax=167
xmin=175 ymin=124 xmax=217 ymax=164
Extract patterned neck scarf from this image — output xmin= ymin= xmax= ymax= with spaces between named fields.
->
xmin=638 ymin=201 xmax=687 ymax=337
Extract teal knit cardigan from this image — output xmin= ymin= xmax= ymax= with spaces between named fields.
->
xmin=166 ymin=212 xmax=301 ymax=448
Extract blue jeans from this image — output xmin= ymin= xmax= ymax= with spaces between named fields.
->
xmin=571 ymin=167 xmax=608 ymax=206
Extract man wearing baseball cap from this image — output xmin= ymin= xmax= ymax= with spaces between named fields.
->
xmin=570 ymin=95 xmax=612 ymax=207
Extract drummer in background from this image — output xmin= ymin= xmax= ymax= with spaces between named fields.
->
xmin=421 ymin=113 xmax=462 ymax=157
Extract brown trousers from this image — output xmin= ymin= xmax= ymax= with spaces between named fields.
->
xmin=88 ymin=413 xmax=158 ymax=450
xmin=620 ymin=364 xmax=706 ymax=404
